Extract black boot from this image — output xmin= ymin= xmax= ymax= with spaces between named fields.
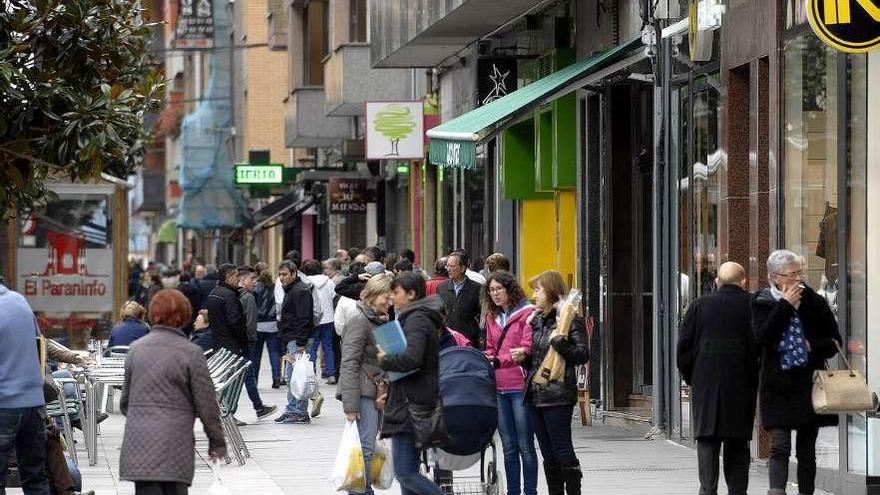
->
xmin=544 ymin=462 xmax=564 ymax=495
xmin=561 ymin=462 xmax=582 ymax=495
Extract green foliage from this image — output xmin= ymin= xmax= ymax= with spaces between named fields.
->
xmin=0 ymin=0 xmax=164 ymax=216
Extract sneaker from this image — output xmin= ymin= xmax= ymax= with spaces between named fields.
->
xmin=255 ymin=405 xmax=277 ymax=420
xmin=325 ymin=376 xmax=337 ymax=385
xmin=271 ymin=379 xmax=281 ymax=389
xmin=281 ymin=412 xmax=311 ymax=425
xmin=274 ymin=412 xmax=291 ymax=423
xmin=310 ymin=392 xmax=324 ymax=418
xmin=234 ymin=417 xmax=247 ymax=427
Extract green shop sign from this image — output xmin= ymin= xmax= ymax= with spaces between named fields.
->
xmin=429 ymin=139 xmax=476 ymax=169
xmin=235 ymin=164 xmax=284 ymax=184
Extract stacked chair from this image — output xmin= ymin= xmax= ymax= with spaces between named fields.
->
xmin=206 ymin=348 xmax=253 ymax=465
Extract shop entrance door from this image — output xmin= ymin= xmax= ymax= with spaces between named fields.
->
xmin=600 ymin=82 xmax=654 ymax=417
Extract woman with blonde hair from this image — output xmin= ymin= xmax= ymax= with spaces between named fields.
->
xmin=519 ymin=271 xmax=589 ymax=495
xmin=338 ymin=274 xmax=393 ymax=495
xmin=108 ymin=301 xmax=150 ymax=347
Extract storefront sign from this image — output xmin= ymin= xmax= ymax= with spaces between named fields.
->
xmin=235 ymin=164 xmax=284 ymax=184
xmin=16 ymin=191 xmax=115 ymax=315
xmin=688 ymin=0 xmax=725 ymax=62
xmin=366 ymin=101 xmax=425 ymax=160
xmin=175 ymin=0 xmax=215 ymax=49
xmin=328 ymin=178 xmax=371 ymax=214
xmin=18 ymin=244 xmax=114 ymax=313
xmin=807 ymin=0 xmax=880 ymax=52
xmin=477 ymin=58 xmax=518 ymax=106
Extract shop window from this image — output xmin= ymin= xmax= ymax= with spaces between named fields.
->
xmin=303 ymin=1 xmax=327 ymax=86
xmin=782 ymin=32 xmax=868 ymax=474
xmin=349 ymin=0 xmax=366 ymax=43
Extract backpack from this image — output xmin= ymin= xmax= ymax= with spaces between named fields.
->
xmin=309 ymin=283 xmax=324 ymax=326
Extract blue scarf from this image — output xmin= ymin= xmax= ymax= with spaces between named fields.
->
xmin=770 ymin=286 xmax=808 ymax=370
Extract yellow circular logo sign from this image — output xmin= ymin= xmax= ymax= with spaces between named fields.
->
xmin=807 ymin=0 xmax=880 ymax=53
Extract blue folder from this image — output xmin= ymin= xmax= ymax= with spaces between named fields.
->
xmin=373 ymin=320 xmax=417 ymax=382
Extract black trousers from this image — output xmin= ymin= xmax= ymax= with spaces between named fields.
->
xmin=696 ymin=437 xmax=750 ymax=495
xmin=134 ymin=481 xmax=188 ymax=495
xmin=768 ymin=426 xmax=820 ymax=495
xmin=529 ymin=404 xmax=578 ymax=466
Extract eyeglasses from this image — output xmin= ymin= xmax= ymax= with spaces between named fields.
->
xmin=488 ymin=287 xmax=506 ymax=294
xmin=774 ymin=270 xmax=804 ymax=279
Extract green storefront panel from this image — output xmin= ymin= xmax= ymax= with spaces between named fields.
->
xmin=503 ymin=119 xmax=552 ymax=200
xmin=553 ymin=93 xmax=577 ymax=189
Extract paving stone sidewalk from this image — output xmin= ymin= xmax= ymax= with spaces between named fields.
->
xmin=9 ymin=362 xmax=832 ymax=495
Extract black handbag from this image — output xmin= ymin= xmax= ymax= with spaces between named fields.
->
xmin=408 ymin=401 xmax=448 ymax=450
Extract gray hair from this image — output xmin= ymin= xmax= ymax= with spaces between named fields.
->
xmin=323 ymin=258 xmax=342 ymax=271
xmin=767 ymin=250 xmax=801 ymax=278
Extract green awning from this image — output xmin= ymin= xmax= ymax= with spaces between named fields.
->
xmin=427 ymin=38 xmax=643 ymax=169
xmin=157 ymin=219 xmax=178 ymax=244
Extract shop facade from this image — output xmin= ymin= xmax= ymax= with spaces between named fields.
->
xmin=650 ymin=1 xmax=880 ymax=492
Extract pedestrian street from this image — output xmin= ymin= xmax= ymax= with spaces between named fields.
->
xmin=7 ymin=362 xmax=833 ymax=495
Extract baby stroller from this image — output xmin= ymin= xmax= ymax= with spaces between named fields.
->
xmin=422 ymin=345 xmax=501 ymax=495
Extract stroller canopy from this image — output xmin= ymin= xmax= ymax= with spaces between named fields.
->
xmin=439 ymin=346 xmax=498 ymax=456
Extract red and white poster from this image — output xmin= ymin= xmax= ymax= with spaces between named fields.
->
xmin=17 ymin=241 xmax=114 ymax=314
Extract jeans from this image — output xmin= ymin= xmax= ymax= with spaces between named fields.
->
xmin=285 ymin=340 xmax=313 ymax=415
xmin=240 ymin=345 xmax=264 ymax=411
xmin=769 ymin=426 xmax=820 ymax=495
xmin=252 ymin=331 xmax=282 ymax=385
xmin=0 ymin=406 xmax=51 ymax=494
xmin=529 ymin=405 xmax=577 ymax=466
xmin=309 ymin=323 xmax=336 ymax=377
xmin=391 ymin=434 xmax=443 ymax=495
xmin=350 ymin=397 xmax=380 ymax=495
xmin=497 ymin=391 xmax=538 ymax=495
xmin=696 ymin=438 xmax=750 ymax=495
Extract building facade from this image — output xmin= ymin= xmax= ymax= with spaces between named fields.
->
xmin=378 ymin=0 xmax=880 ymax=493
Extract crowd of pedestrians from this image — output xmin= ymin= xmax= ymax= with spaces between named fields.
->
xmin=3 ymin=242 xmax=844 ymax=495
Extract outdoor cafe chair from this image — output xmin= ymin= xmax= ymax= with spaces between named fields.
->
xmin=45 ymin=376 xmax=83 ymax=464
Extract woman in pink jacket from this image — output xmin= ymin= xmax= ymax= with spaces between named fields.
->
xmin=482 ymin=270 xmax=538 ymax=495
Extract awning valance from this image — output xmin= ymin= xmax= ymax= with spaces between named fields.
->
xmin=427 ymin=38 xmax=644 ymax=169
xmin=156 ymin=219 xmax=178 ymax=244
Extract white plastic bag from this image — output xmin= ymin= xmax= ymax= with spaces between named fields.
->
xmin=290 ymin=351 xmax=318 ymax=400
xmin=371 ymin=439 xmax=394 ymax=490
xmin=331 ymin=420 xmax=366 ymax=493
xmin=207 ymin=460 xmax=231 ymax=495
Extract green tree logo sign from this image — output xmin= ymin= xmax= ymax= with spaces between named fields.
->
xmin=373 ymin=103 xmax=417 ymax=156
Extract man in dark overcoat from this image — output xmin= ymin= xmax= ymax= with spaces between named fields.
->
xmin=677 ymin=262 xmax=760 ymax=495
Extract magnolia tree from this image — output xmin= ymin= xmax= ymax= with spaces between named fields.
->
xmin=0 ymin=0 xmax=164 ymax=216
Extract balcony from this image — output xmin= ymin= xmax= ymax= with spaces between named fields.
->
xmin=284 ymin=87 xmax=349 ymax=148
xmin=370 ymin=0 xmax=547 ymax=68
xmin=324 ymin=44 xmax=412 ymax=116
xmin=133 ymin=170 xmax=166 ymax=213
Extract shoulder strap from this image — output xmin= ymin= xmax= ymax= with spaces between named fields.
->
xmin=495 ymin=316 xmax=514 ymax=352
